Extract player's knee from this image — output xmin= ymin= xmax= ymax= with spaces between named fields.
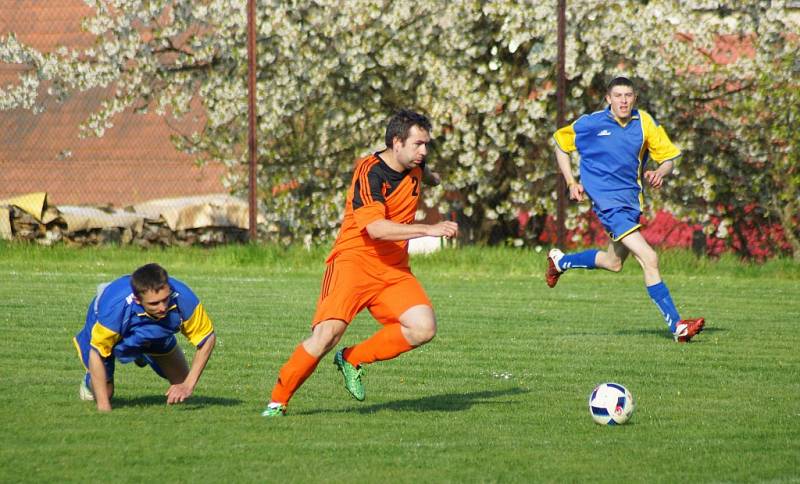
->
xmin=639 ymin=249 xmax=659 ymax=271
xmin=417 ymin=325 xmax=437 ymax=345
xmin=607 ymin=258 xmax=624 ymax=272
xmin=399 ymin=305 xmax=436 ymax=345
xmin=314 ymin=329 xmax=338 ymax=349
xmin=309 ymin=320 xmax=346 ymax=352
xmin=597 ymin=250 xmax=624 ymax=272
xmin=408 ymin=320 xmax=437 ymax=346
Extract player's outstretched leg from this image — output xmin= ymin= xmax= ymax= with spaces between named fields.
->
xmin=673 ymin=318 xmax=705 ymax=343
xmin=261 ymin=342 xmax=324 ymax=417
xmin=333 ymin=348 xmax=365 ymax=401
xmin=546 ymin=248 xmax=600 ymax=287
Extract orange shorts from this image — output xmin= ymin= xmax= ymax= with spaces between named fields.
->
xmin=312 ymin=253 xmax=431 ymax=326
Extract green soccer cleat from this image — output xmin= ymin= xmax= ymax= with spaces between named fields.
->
xmin=333 ymin=349 xmax=365 ymax=401
xmin=261 ymin=403 xmax=287 ymax=417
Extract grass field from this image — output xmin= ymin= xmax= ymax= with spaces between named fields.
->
xmin=1 ymin=243 xmax=798 ymax=482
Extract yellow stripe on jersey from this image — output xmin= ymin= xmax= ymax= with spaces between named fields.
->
xmin=553 ymin=122 xmax=578 ymax=153
xmin=640 ymin=111 xmax=681 ymax=163
xmin=180 ymin=303 xmax=214 ymax=347
xmin=90 ymin=322 xmax=122 ymax=358
xmin=72 ymin=336 xmax=88 ymax=371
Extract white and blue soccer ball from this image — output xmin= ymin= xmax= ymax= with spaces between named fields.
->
xmin=589 ymin=382 xmax=635 ymax=425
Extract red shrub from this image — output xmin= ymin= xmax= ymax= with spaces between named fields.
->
xmin=531 ymin=208 xmax=792 ymax=260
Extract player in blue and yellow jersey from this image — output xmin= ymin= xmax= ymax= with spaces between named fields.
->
xmin=261 ymin=109 xmax=458 ymax=417
xmin=72 ymin=263 xmax=216 ymax=412
xmin=547 ymin=77 xmax=705 ymax=343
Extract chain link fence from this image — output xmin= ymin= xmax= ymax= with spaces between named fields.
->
xmin=0 ymin=2 xmax=228 ymax=208
xmin=0 ymin=2 xmax=246 ymax=246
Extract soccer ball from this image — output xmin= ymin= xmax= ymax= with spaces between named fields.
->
xmin=589 ymin=382 xmax=635 ymax=425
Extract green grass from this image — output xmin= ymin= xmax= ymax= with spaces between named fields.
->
xmin=1 ymin=243 xmax=798 ymax=482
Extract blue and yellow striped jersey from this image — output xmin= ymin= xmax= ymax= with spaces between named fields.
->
xmin=553 ymin=107 xmax=680 ymax=211
xmin=80 ymin=275 xmax=214 ymax=362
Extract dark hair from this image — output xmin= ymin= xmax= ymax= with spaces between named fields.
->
xmin=606 ymin=76 xmax=635 ymax=94
xmin=131 ymin=263 xmax=169 ymax=296
xmin=384 ymin=109 xmax=432 ymax=148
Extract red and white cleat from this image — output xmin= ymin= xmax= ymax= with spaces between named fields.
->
xmin=545 ymin=248 xmax=565 ymax=288
xmin=674 ymin=318 xmax=705 ymax=343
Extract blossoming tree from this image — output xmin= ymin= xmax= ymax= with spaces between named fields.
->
xmin=1 ymin=0 xmax=797 ymax=257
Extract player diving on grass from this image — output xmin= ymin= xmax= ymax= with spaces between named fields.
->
xmin=262 ymin=109 xmax=458 ymax=417
xmin=546 ymin=76 xmax=705 ymax=343
xmin=72 ymin=263 xmax=216 ymax=412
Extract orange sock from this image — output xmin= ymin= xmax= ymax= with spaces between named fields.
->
xmin=343 ymin=324 xmax=414 ymax=367
xmin=270 ymin=343 xmax=320 ymax=405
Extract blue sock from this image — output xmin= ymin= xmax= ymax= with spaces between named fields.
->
xmin=646 ymin=281 xmax=681 ymax=331
xmin=558 ymin=249 xmax=598 ymax=271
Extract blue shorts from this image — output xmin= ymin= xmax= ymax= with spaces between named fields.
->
xmin=73 ymin=298 xmax=175 ymax=383
xmin=594 ymin=206 xmax=642 ymax=241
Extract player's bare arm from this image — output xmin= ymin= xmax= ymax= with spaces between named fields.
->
xmin=165 ymin=333 xmax=217 ymax=404
xmin=366 ymin=219 xmax=458 ymax=241
xmin=555 ymin=147 xmax=584 ymax=202
xmin=644 ymin=159 xmax=676 ymax=189
xmin=88 ymin=350 xmax=112 ymax=412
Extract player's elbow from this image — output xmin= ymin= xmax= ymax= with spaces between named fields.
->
xmin=365 ymin=223 xmax=390 ymax=241
xmin=365 ymin=226 xmax=382 ymax=240
xmin=199 ymin=333 xmax=216 ymax=350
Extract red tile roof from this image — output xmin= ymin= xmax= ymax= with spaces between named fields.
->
xmin=0 ymin=0 xmax=227 ymax=206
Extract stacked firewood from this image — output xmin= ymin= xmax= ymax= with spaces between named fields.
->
xmin=2 ymin=206 xmax=249 ymax=246
xmin=132 ymin=221 xmax=249 ymax=247
xmin=4 ymin=206 xmax=67 ymax=245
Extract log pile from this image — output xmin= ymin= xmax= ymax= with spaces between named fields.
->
xmin=131 ymin=222 xmax=249 ymax=248
xmin=1 ymin=193 xmax=255 ymax=247
xmin=4 ymin=207 xmax=249 ymax=246
xmin=4 ymin=206 xmax=67 ymax=245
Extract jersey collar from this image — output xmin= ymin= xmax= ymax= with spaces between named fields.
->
xmin=134 ymin=290 xmax=178 ymax=320
xmin=605 ymin=106 xmax=640 ymax=127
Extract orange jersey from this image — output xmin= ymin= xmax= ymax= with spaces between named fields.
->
xmin=327 ymin=152 xmax=423 ymax=268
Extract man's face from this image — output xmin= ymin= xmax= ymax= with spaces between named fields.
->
xmin=606 ymin=85 xmax=636 ymax=120
xmin=392 ymin=125 xmax=431 ymax=171
xmin=136 ymin=285 xmax=172 ymax=319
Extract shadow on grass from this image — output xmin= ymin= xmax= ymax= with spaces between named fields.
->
xmin=615 ymin=325 xmax=726 ymax=340
xmin=296 ymin=387 xmax=529 ymax=416
xmin=112 ymin=395 xmax=242 ymax=409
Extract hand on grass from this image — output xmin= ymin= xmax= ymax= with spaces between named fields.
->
xmin=165 ymin=383 xmax=193 ymax=404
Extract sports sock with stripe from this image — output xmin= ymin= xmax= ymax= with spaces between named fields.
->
xmin=270 ymin=343 xmax=321 ymax=405
xmin=344 ymin=323 xmax=414 ymax=367
xmin=646 ymin=281 xmax=681 ymax=332
xmin=558 ymin=249 xmax=599 ymax=271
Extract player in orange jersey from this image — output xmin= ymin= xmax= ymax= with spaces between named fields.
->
xmin=262 ymin=109 xmax=458 ymax=416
